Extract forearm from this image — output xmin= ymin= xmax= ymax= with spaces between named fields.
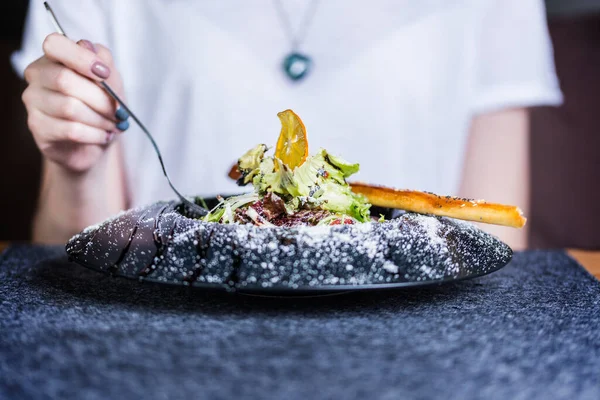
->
xmin=33 ymin=143 xmax=127 ymax=243
xmin=458 ymin=108 xmax=530 ymax=250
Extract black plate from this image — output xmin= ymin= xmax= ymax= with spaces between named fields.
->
xmin=66 ymin=198 xmax=513 ymax=296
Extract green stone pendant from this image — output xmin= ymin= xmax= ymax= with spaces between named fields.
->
xmin=283 ymin=53 xmax=312 ymax=81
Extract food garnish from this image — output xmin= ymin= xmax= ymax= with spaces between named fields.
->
xmin=274 ymin=109 xmax=309 ymax=169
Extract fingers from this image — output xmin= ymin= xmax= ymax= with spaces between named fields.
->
xmin=25 ymin=35 xmax=129 ymax=139
xmin=43 ymin=33 xmax=111 ymax=81
xmin=28 ymin=109 xmax=113 ymax=146
xmin=26 ymin=58 xmax=117 ymax=120
xmin=23 ymin=86 xmax=118 ymax=132
xmin=22 ymin=35 xmax=127 ymax=173
xmin=77 ymin=39 xmax=97 ymax=54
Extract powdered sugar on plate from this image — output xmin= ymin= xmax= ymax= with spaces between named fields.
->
xmin=66 ymin=200 xmax=513 ymax=291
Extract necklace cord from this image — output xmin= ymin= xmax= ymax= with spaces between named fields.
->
xmin=273 ymin=0 xmax=320 ymax=50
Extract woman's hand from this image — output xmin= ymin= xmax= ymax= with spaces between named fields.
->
xmin=21 ymin=33 xmax=129 ymax=243
xmin=22 ymin=33 xmax=127 ymax=173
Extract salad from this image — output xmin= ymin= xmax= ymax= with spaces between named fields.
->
xmin=204 ymin=110 xmax=371 ymax=226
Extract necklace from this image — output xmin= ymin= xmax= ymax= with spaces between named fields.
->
xmin=273 ymin=0 xmax=320 ymax=81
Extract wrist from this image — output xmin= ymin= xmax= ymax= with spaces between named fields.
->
xmin=44 ymin=146 xmax=111 ymax=182
xmin=33 ymin=145 xmax=126 ymax=243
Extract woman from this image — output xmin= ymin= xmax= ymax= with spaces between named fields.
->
xmin=13 ymin=0 xmax=562 ymax=247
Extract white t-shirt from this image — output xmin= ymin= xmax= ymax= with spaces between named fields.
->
xmin=13 ymin=0 xmax=562 ymax=206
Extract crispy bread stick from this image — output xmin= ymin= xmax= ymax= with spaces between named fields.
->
xmin=350 ymin=182 xmax=526 ymax=228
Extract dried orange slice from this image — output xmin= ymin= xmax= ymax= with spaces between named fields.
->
xmin=274 ymin=109 xmax=308 ymax=169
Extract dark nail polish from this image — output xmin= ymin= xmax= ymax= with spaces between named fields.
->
xmin=117 ymin=120 xmax=130 ymax=131
xmin=78 ymin=39 xmax=97 ymax=54
xmin=115 ymin=107 xmax=130 ymax=121
xmin=91 ymin=61 xmax=110 ymax=79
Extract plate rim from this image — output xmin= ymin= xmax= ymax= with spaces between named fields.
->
xmin=68 ymin=250 xmax=512 ymax=295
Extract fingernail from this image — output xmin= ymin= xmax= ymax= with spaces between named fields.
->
xmin=78 ymin=39 xmax=97 ymax=54
xmin=105 ymin=132 xmax=114 ymax=143
xmin=91 ymin=61 xmax=110 ymax=79
xmin=116 ymin=120 xmax=130 ymax=131
xmin=115 ymin=107 xmax=130 ymax=121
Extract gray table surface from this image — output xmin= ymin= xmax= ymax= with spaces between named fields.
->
xmin=1 ymin=245 xmax=599 ymax=400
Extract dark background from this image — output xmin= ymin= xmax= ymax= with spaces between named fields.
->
xmin=0 ymin=2 xmax=599 ymax=248
xmin=0 ymin=1 xmax=38 ymax=241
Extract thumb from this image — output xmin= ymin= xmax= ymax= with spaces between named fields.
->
xmin=94 ymin=43 xmax=126 ymax=98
